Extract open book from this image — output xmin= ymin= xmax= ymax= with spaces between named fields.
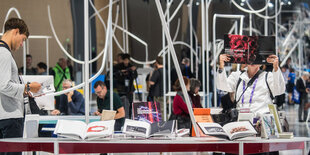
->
xmin=54 ymin=120 xmax=115 ymax=140
xmin=123 ymin=119 xmax=175 ymax=138
xmin=197 ymin=121 xmax=257 ymax=140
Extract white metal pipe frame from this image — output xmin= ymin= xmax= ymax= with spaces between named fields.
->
xmin=2 ymin=0 xmax=309 ymax=133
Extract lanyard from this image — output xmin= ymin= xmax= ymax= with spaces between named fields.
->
xmin=241 ymin=79 xmax=258 ymax=106
xmin=0 ymin=40 xmax=11 ymax=52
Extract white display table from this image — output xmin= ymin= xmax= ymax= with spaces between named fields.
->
xmin=0 ymin=137 xmax=309 ymax=155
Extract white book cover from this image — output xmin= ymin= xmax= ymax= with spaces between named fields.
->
xmin=54 ymin=120 xmax=115 ymax=140
xmin=123 ymin=119 xmax=151 ymax=138
xmin=198 ymin=121 xmax=257 ymax=140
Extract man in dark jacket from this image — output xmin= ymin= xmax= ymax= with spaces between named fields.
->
xmin=296 ymin=71 xmax=309 ymax=122
xmin=51 ymin=79 xmax=85 ymax=115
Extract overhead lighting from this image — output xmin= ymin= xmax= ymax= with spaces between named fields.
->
xmin=288 ymin=1 xmax=291 ymax=5
xmin=281 ymin=2 xmax=284 ymax=5
xmin=268 ymin=2 xmax=274 ymax=8
xmin=196 ymin=2 xmax=200 ymax=6
xmin=240 ymin=2 xmax=244 ymax=6
xmin=241 ymin=0 xmax=245 ymax=2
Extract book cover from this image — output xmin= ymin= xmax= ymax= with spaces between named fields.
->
xmin=132 ymin=101 xmax=161 ymax=123
xmin=268 ymin=104 xmax=283 ymax=133
xmin=261 ymin=114 xmax=279 ymax=139
xmin=222 ymin=34 xmax=275 ymax=64
xmin=191 ymin=108 xmax=213 ymax=137
xmin=101 ymin=110 xmax=116 ymax=121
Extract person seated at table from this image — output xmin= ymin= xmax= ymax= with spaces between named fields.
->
xmin=51 ymin=79 xmax=85 ymax=115
xmin=93 ymin=81 xmax=125 ymax=131
xmin=171 ymin=76 xmax=196 ymax=129
xmin=188 ymin=78 xmax=202 ymax=108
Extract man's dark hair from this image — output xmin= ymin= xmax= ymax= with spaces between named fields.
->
xmin=156 ymin=56 xmax=163 ymax=65
xmin=122 ymin=53 xmax=130 ymax=60
xmin=26 ymin=54 xmax=32 ymax=58
xmin=37 ymin=62 xmax=47 ymax=70
xmin=4 ymin=18 xmax=29 ymax=37
xmin=94 ymin=80 xmax=106 ymax=89
xmin=117 ymin=53 xmax=124 ymax=58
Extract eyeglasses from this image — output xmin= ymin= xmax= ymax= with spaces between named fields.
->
xmin=95 ymin=89 xmax=103 ymax=95
xmin=63 ymin=86 xmax=72 ymax=89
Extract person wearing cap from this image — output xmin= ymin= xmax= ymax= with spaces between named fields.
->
xmin=296 ymin=71 xmax=310 ymax=122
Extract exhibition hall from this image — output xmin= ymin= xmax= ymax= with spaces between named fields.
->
xmin=0 ymin=0 xmax=310 ymax=154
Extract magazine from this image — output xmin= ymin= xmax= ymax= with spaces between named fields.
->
xmin=54 ymin=120 xmax=115 ymax=140
xmin=123 ymin=119 xmax=175 ymax=138
xmin=197 ymin=121 xmax=257 ymax=140
xmin=101 ymin=110 xmax=116 ymax=121
xmin=261 ymin=114 xmax=279 ymax=139
xmin=222 ymin=34 xmax=275 ymax=64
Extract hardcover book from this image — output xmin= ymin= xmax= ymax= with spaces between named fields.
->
xmin=197 ymin=121 xmax=257 ymax=140
xmin=222 ymin=34 xmax=275 ymax=64
xmin=54 ymin=120 xmax=115 ymax=140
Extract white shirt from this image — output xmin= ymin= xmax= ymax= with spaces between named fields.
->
xmin=217 ymin=68 xmax=286 ymax=117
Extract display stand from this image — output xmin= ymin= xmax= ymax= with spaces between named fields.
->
xmin=0 ymin=137 xmax=309 ymax=155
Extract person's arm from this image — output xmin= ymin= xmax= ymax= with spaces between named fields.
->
xmin=217 ymin=54 xmax=240 ymax=92
xmin=0 ymin=52 xmax=25 ymax=99
xmin=114 ymin=107 xmax=125 ymax=119
xmin=68 ymin=91 xmax=85 ymax=115
xmin=94 ymin=97 xmax=101 ymax=115
xmin=266 ymin=55 xmax=286 ymax=96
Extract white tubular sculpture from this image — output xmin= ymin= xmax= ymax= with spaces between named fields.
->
xmin=212 ymin=14 xmax=244 ymax=107
xmin=155 ymin=0 xmax=200 ymax=137
xmin=2 ymin=7 xmax=21 ymax=33
xmin=48 ymin=6 xmax=85 ymax=65
xmin=280 ymin=40 xmax=299 ymax=67
xmin=84 ymin=0 xmax=90 ymax=123
xmin=46 ymin=0 xmax=113 ymax=101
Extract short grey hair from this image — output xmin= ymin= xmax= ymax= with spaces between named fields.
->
xmin=62 ymin=79 xmax=73 ymax=86
xmin=190 ymin=78 xmax=201 ymax=93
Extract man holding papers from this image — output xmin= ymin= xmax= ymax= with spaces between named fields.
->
xmin=0 ymin=18 xmax=41 ymax=155
xmin=93 ymin=81 xmax=125 ymax=131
